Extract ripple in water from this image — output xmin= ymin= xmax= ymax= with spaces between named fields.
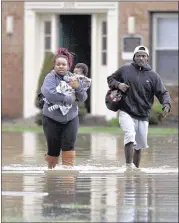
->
xmin=2 ymin=164 xmax=178 ymax=174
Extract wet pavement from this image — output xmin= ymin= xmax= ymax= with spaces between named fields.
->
xmin=2 ymin=132 xmax=178 ymax=222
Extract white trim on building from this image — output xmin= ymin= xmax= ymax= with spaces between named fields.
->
xmin=152 ymin=13 xmax=178 ymax=85
xmin=24 ymin=2 xmax=119 ymax=120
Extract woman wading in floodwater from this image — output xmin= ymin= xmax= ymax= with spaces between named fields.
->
xmin=40 ymin=48 xmax=88 ymax=169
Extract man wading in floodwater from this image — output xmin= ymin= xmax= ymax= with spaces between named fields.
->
xmin=107 ymin=45 xmax=171 ymax=169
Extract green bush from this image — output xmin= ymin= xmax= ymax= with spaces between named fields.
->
xmin=152 ymin=103 xmax=162 ymax=113
xmin=107 ymin=118 xmax=119 ymax=127
xmin=78 ymin=101 xmax=87 ymax=121
xmin=35 ymin=52 xmax=55 ymax=125
xmin=149 ymin=102 xmax=163 ymax=125
xmin=35 ymin=112 xmax=43 ymax=126
xmin=35 ymin=52 xmax=55 ymax=109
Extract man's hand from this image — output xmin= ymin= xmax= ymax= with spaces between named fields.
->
xmin=162 ymin=105 xmax=170 ymax=118
xmin=118 ymin=83 xmax=129 ymax=92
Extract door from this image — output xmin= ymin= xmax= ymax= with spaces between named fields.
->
xmin=59 ymin=15 xmax=91 ymax=112
xmin=59 ymin=15 xmax=91 ymax=71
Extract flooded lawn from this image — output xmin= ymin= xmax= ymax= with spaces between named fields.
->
xmin=2 ymin=132 xmax=178 ymax=222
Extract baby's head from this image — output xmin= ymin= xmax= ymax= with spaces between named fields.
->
xmin=74 ymin=63 xmax=88 ymax=76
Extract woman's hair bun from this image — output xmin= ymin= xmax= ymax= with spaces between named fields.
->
xmin=56 ymin=48 xmax=73 ymax=69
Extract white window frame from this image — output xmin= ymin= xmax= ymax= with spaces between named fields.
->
xmin=39 ymin=14 xmax=53 ymax=60
xmin=121 ymin=35 xmax=143 ymax=61
xmin=44 ymin=20 xmax=52 ymax=54
xmin=101 ymin=20 xmax=107 ymax=65
xmin=152 ymin=13 xmax=178 ymax=72
xmin=38 ymin=14 xmax=58 ymax=66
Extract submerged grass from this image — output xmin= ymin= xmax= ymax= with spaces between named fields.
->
xmin=2 ymin=126 xmax=178 ymax=135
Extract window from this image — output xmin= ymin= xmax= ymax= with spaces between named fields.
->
xmin=153 ymin=13 xmax=178 ymax=85
xmin=123 ymin=36 xmax=142 ymax=52
xmin=121 ymin=36 xmax=142 ymax=61
xmin=101 ymin=21 xmax=107 ymax=65
xmin=44 ymin=21 xmax=52 ymax=54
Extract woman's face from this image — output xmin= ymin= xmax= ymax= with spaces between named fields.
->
xmin=54 ymin=57 xmax=68 ymax=75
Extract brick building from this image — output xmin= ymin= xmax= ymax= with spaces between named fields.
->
xmin=2 ymin=2 xmax=24 ymax=118
xmin=2 ymin=1 xmax=178 ymax=119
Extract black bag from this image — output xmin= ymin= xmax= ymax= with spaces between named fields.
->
xmin=105 ymin=89 xmax=124 ymax=112
xmin=37 ymin=93 xmax=45 ymax=109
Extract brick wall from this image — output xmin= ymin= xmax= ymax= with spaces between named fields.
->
xmin=2 ymin=2 xmax=24 ymax=118
xmin=118 ymin=1 xmax=178 ymax=65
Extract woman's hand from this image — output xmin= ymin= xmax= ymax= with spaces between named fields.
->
xmin=69 ymin=78 xmax=80 ymax=89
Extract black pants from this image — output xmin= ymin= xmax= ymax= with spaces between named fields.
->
xmin=42 ymin=115 xmax=79 ymax=156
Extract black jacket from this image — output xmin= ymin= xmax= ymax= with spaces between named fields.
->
xmin=107 ymin=62 xmax=171 ymax=120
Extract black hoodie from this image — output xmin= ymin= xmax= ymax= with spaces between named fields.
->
xmin=107 ymin=62 xmax=171 ymax=120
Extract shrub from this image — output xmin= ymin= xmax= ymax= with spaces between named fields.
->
xmin=149 ymin=102 xmax=163 ymax=125
xmin=78 ymin=101 xmax=87 ymax=121
xmin=35 ymin=52 xmax=55 ymax=109
xmin=35 ymin=52 xmax=55 ymax=125
xmin=107 ymin=118 xmax=119 ymax=127
xmin=35 ymin=112 xmax=43 ymax=126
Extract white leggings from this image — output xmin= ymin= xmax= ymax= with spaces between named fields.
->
xmin=119 ymin=110 xmax=149 ymax=150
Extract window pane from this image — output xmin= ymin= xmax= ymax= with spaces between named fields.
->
xmin=102 ymin=21 xmax=107 ymax=35
xmin=123 ymin=37 xmax=142 ymax=52
xmin=102 ymin=52 xmax=107 ymax=65
xmin=45 ymin=36 xmax=51 ymax=50
xmin=157 ymin=17 xmax=178 ymax=48
xmin=156 ymin=50 xmax=178 ymax=85
xmin=45 ymin=21 xmax=51 ymax=35
xmin=102 ymin=37 xmax=107 ymax=50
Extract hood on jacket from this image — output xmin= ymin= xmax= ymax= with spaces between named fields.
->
xmin=131 ymin=62 xmax=152 ymax=71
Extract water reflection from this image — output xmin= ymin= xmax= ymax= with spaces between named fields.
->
xmin=91 ymin=175 xmax=118 ymax=222
xmin=2 ymin=173 xmax=178 ymax=222
xmin=2 ymin=132 xmax=178 ymax=222
xmin=42 ymin=175 xmax=79 ymax=221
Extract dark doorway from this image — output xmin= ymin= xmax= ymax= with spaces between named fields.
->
xmin=59 ymin=15 xmax=91 ymax=113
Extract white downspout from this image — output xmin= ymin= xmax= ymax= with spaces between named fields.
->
xmin=106 ymin=4 xmax=119 ymax=120
xmin=51 ymin=14 xmax=59 ymax=54
xmin=24 ymin=9 xmax=39 ymax=118
xmin=91 ymin=14 xmax=98 ymax=115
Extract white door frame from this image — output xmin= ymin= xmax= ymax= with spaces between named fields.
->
xmin=24 ymin=2 xmax=119 ymax=119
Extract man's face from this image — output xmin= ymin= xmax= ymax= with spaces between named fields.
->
xmin=134 ymin=52 xmax=148 ymax=66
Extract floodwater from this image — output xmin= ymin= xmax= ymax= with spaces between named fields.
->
xmin=2 ymin=132 xmax=178 ymax=222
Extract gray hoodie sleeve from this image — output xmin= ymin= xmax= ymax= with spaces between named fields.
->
xmin=154 ymin=73 xmax=171 ymax=110
xmin=41 ymin=73 xmax=73 ymax=105
xmin=75 ymin=81 xmax=88 ymax=102
xmin=107 ymin=67 xmax=123 ymax=90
